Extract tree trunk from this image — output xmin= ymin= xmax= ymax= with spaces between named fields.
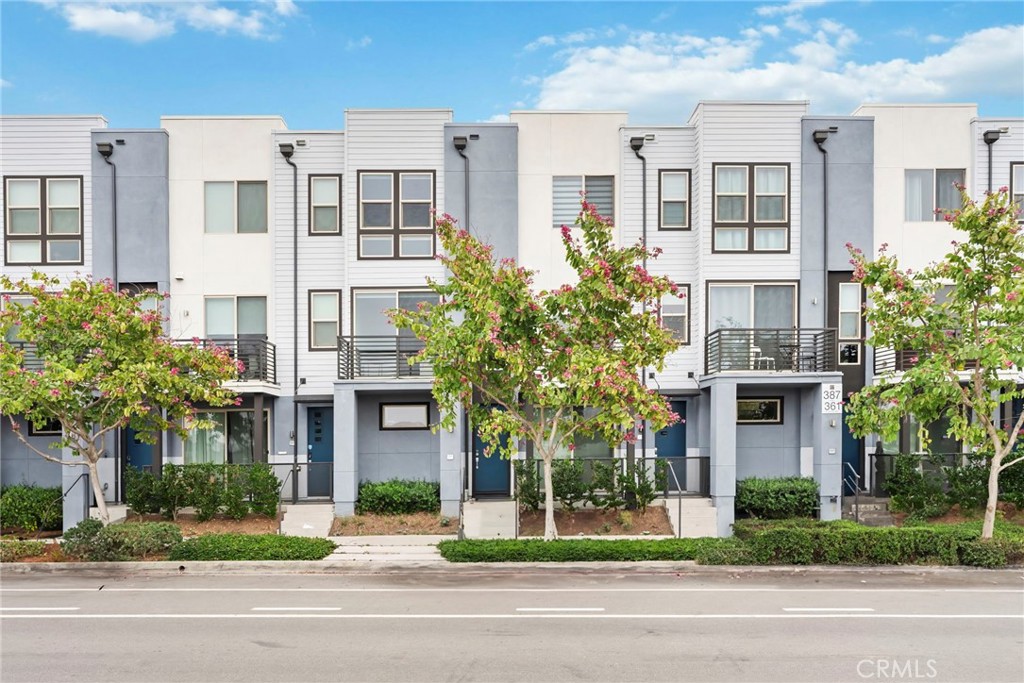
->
xmin=541 ymin=452 xmax=558 ymax=541
xmin=981 ymin=452 xmax=1002 ymax=540
xmin=87 ymin=458 xmax=110 ymax=525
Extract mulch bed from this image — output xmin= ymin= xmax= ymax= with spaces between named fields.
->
xmin=125 ymin=512 xmax=278 ymax=536
xmin=331 ymin=512 xmax=455 ymax=536
xmin=519 ymin=506 xmax=673 ymax=537
xmin=894 ymin=502 xmax=1024 ymax=527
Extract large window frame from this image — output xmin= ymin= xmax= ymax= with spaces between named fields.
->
xmin=4 ymin=176 xmax=84 ymax=266
xmin=182 ymin=408 xmax=271 ymax=464
xmin=904 ymin=169 xmax=965 ymax=222
xmin=706 ymin=281 xmax=798 ymax=332
xmin=357 ymin=170 xmax=435 ymax=259
xmin=204 ymin=180 xmax=268 ymax=234
xmin=379 ymin=403 xmax=430 ymax=431
xmin=552 ymin=175 xmax=614 ymax=228
xmin=659 ymin=170 xmax=691 ymax=230
xmin=837 ymin=282 xmax=862 ymax=366
xmin=351 ymin=288 xmax=439 ymax=338
xmin=1011 ymin=162 xmax=1024 ymax=222
xmin=204 ymin=296 xmax=268 ymax=339
xmin=737 ymin=398 xmax=783 ymax=424
xmin=711 ymin=164 xmax=790 ymax=253
xmin=660 ymin=285 xmax=690 ymax=345
xmin=308 ymin=174 xmax=342 ymax=235
xmin=309 ymin=289 xmax=341 ymax=351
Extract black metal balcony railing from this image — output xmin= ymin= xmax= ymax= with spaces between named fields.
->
xmin=337 ymin=335 xmax=432 ymax=380
xmin=3 ymin=341 xmax=43 ymax=370
xmin=185 ymin=337 xmax=277 ymax=384
xmin=705 ymin=328 xmax=837 ymax=374
xmin=873 ymin=330 xmax=980 ymax=375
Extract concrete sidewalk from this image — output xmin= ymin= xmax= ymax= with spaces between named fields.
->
xmin=326 ymin=534 xmax=456 ymax=563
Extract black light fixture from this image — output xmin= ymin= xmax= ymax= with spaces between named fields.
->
xmin=983 ymin=130 xmax=1002 ymax=145
xmin=278 ymin=142 xmax=295 ymax=159
xmin=453 ymin=136 xmax=468 ymax=152
xmin=96 ymin=141 xmax=114 ymax=158
xmin=813 ymin=126 xmax=838 ymax=145
xmin=629 ymin=136 xmax=645 ymax=152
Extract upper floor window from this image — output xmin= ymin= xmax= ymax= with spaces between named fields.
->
xmin=660 ymin=286 xmax=690 ymax=344
xmin=712 ymin=164 xmax=789 ymax=252
xmin=905 ymin=169 xmax=964 ymax=221
xmin=309 ymin=290 xmax=341 ymax=350
xmin=309 ymin=175 xmax=341 ymax=235
xmin=1011 ymin=163 xmax=1024 ymax=220
xmin=358 ymin=171 xmax=435 ymax=259
xmin=659 ymin=170 xmax=690 ymax=230
xmin=708 ymin=282 xmax=796 ymax=331
xmin=205 ymin=181 xmax=267 ymax=234
xmin=352 ymin=289 xmax=438 ymax=337
xmin=4 ymin=176 xmax=83 ymax=265
xmin=204 ymin=296 xmax=267 ymax=339
xmin=837 ymin=282 xmax=862 ymax=366
xmin=553 ymin=175 xmax=613 ymax=228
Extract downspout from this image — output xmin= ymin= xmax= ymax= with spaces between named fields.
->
xmin=629 ymin=136 xmax=647 ymax=509
xmin=279 ymin=143 xmax=299 ymax=504
xmin=813 ymin=128 xmax=836 ymax=329
xmin=97 ymin=141 xmax=120 ymax=499
xmin=983 ymin=130 xmax=1001 ymax=193
xmin=453 ymin=136 xmax=473 ymax=496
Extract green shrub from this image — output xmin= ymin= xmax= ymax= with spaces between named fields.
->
xmin=586 ymin=460 xmax=624 ymax=511
xmin=221 ymin=465 xmax=250 ymax=520
xmin=693 ymin=539 xmax=756 ymax=566
xmin=958 ymin=540 xmax=1007 ymax=568
xmin=63 ymin=521 xmax=182 ymax=562
xmin=514 ymin=460 xmax=541 ymax=511
xmin=159 ymin=464 xmax=189 ymax=521
xmin=0 ymin=540 xmax=47 ymax=562
xmin=736 ymin=477 xmax=819 ymax=519
xmin=356 ymin=479 xmax=440 ymax=515
xmin=169 ymin=534 xmax=335 ymax=561
xmin=123 ymin=466 xmax=161 ymax=515
xmin=885 ymin=455 xmax=950 ymax=519
xmin=998 ymin=459 xmax=1024 ymax=508
xmin=437 ymin=537 xmax=728 ymax=563
xmin=620 ymin=459 xmax=668 ymax=513
xmin=551 ymin=459 xmax=586 ymax=512
xmin=944 ymin=456 xmax=988 ymax=511
xmin=248 ymin=463 xmax=282 ymax=518
xmin=0 ymin=485 xmax=62 ymax=532
xmin=185 ymin=463 xmax=222 ymax=522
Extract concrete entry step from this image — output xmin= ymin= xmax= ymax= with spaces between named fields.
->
xmin=463 ymin=499 xmax=517 ymax=539
xmin=280 ymin=503 xmax=334 ymax=537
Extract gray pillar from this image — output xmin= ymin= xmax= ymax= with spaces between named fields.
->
xmin=709 ymin=380 xmax=737 ymax=537
xmin=62 ymin=450 xmax=89 ymax=532
xmin=333 ymin=387 xmax=358 ymax=516
xmin=812 ymin=379 xmax=843 ymax=521
xmin=253 ymin=393 xmax=265 ymax=463
xmin=438 ymin=402 xmax=463 ymax=518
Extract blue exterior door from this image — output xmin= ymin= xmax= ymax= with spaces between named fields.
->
xmin=125 ymin=427 xmax=154 ymax=472
xmin=655 ymin=401 xmax=687 ymax=491
xmin=307 ymin=408 xmax=333 ymax=498
xmin=842 ymin=408 xmax=862 ymax=495
xmin=473 ymin=410 xmax=511 ymax=497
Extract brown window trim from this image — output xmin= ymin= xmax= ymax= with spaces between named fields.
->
xmin=3 ymin=175 xmax=84 ymax=266
xmin=704 ymin=280 xmax=800 ymax=331
xmin=356 ymin=170 xmax=436 ymax=260
xmin=379 ymin=402 xmax=431 ymax=430
xmin=28 ymin=417 xmax=62 ymax=436
xmin=658 ymin=169 xmax=691 ymax=231
xmin=308 ymin=174 xmax=342 ymax=236
xmin=1010 ymin=161 xmax=1024 ymax=223
xmin=308 ymin=289 xmax=342 ymax=352
xmin=660 ymin=283 xmax=691 ymax=346
xmin=710 ymin=163 xmax=791 ymax=254
xmin=349 ymin=287 xmax=436 ymax=337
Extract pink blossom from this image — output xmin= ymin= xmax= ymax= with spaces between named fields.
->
xmin=81 ymin=322 xmax=92 ymax=330
xmin=1007 ymin=292 xmax=1019 ymax=302
xmin=170 ymin=367 xmax=180 ymax=376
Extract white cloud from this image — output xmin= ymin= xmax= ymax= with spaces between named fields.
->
xmin=530 ymin=24 xmax=1024 ymax=121
xmin=524 ymin=35 xmax=557 ymax=51
xmin=0 ymin=79 xmax=11 ymax=88
xmin=485 ymin=114 xmax=511 ymax=123
xmin=926 ymin=34 xmax=949 ymax=44
xmin=755 ymin=1 xmax=828 ymax=18
xmin=523 ymin=27 xmax=616 ymax=52
xmin=43 ymin=1 xmax=298 ymax=42
xmin=345 ymin=35 xmax=372 ymax=51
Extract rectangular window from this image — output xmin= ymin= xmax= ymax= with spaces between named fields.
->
xmin=838 ymin=282 xmax=861 ymax=340
xmin=905 ymin=169 xmax=965 ymax=221
xmin=183 ymin=410 xmax=270 ymax=464
xmin=737 ymin=398 xmax=782 ymax=424
xmin=4 ymin=176 xmax=82 ymax=265
xmin=309 ymin=290 xmax=341 ymax=350
xmin=712 ymin=164 xmax=789 ymax=252
xmin=204 ymin=296 xmax=267 ymax=338
xmin=838 ymin=342 xmax=861 ymax=366
xmin=28 ymin=417 xmax=61 ymax=436
xmin=659 ymin=170 xmax=690 ymax=230
xmin=204 ymin=181 xmax=267 ymax=234
xmin=309 ymin=175 xmax=341 ymax=234
xmin=661 ymin=286 xmax=689 ymax=344
xmin=553 ymin=175 xmax=614 ymax=228
xmin=352 ymin=289 xmax=439 ymax=338
xmin=1011 ymin=163 xmax=1024 ymax=219
xmin=358 ymin=171 xmax=435 ymax=258
xmin=380 ymin=403 xmax=430 ymax=430
xmin=708 ymin=283 xmax=796 ymax=331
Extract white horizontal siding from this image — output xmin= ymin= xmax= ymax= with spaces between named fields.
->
xmin=975 ymin=119 xmax=1024 ymax=195
xmin=0 ymin=116 xmax=106 ymax=281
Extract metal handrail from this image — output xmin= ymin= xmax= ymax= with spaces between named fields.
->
xmin=37 ymin=472 xmax=91 ymax=538
xmin=705 ymin=328 xmax=838 ymax=374
xmin=842 ymin=461 xmax=861 ymax=523
xmin=176 ymin=337 xmax=278 ymax=384
xmin=663 ymin=460 xmax=684 ymax=539
xmin=276 ymin=468 xmax=294 ymax=534
xmin=336 ymin=335 xmax=431 ymax=380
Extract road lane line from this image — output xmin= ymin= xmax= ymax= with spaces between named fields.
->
xmin=783 ymin=607 xmax=875 ymax=612
xmin=515 ymin=607 xmax=605 ymax=612
xmin=4 ymin=587 xmax=1022 ymax=594
xmin=252 ymin=607 xmax=341 ymax=611
xmin=0 ymin=607 xmax=79 ymax=611
xmin=0 ymin=613 xmax=1020 ymax=620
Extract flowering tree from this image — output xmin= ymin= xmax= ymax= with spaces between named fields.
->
xmin=392 ymin=202 xmax=680 ymax=540
xmin=846 ymin=188 xmax=1024 ymax=539
xmin=0 ymin=273 xmax=241 ymax=523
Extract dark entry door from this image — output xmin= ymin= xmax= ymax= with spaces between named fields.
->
xmin=473 ymin=409 xmax=511 ymax=497
xmin=307 ymin=408 xmax=333 ymax=498
xmin=125 ymin=427 xmax=154 ymax=472
xmin=842 ymin=408 xmax=862 ymax=495
xmin=655 ymin=401 xmax=687 ymax=491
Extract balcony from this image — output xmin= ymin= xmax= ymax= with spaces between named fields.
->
xmin=184 ymin=337 xmax=278 ymax=384
xmin=704 ymin=328 xmax=837 ymax=374
xmin=337 ymin=336 xmax=433 ymax=380
xmin=4 ymin=341 xmax=43 ymax=370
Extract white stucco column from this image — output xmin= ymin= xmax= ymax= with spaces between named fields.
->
xmin=708 ymin=380 xmax=738 ymax=537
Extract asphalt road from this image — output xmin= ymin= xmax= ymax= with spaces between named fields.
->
xmin=1 ymin=568 xmax=1022 ymax=683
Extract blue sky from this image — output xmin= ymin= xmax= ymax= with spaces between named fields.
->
xmin=1 ymin=1 xmax=1022 ymax=128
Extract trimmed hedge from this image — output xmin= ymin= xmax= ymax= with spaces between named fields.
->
xmin=168 ymin=534 xmax=336 ymax=561
xmin=0 ymin=540 xmax=47 ymax=562
xmin=736 ymin=477 xmax=819 ymax=519
xmin=437 ymin=538 xmax=731 ymax=563
xmin=0 ymin=485 xmax=62 ymax=532
xmin=62 ymin=519 xmax=182 ymax=562
xmin=356 ymin=479 xmax=440 ymax=515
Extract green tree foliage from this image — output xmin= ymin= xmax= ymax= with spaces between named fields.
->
xmin=391 ymin=202 xmax=680 ymax=539
xmin=846 ymin=188 xmax=1024 ymax=539
xmin=0 ymin=273 xmax=240 ymax=523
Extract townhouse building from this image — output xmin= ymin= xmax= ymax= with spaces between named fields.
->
xmin=2 ymin=101 xmax=1020 ymax=536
